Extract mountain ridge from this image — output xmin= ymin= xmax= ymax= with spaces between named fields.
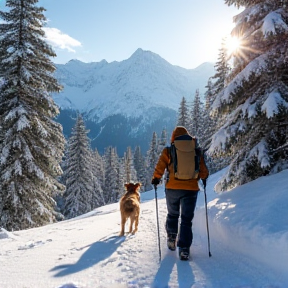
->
xmin=52 ymin=48 xmax=215 ymax=155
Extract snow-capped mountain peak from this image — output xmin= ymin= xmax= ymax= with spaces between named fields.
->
xmin=53 ymin=48 xmax=215 ymax=122
xmin=52 ymin=49 xmax=215 ymax=154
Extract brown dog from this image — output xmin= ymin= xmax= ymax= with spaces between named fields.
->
xmin=119 ymin=182 xmax=141 ymax=236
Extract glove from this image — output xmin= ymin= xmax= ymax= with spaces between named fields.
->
xmin=201 ymin=178 xmax=207 ymax=188
xmin=151 ymin=178 xmax=160 ymax=186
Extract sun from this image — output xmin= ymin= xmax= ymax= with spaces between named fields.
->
xmin=225 ymin=36 xmax=241 ymax=56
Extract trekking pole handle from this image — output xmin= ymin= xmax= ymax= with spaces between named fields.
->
xmin=202 ymin=178 xmax=207 ymax=189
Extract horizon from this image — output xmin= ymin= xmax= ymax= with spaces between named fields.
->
xmin=54 ymin=48 xmax=216 ymax=69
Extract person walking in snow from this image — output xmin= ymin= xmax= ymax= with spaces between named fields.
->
xmin=151 ymin=126 xmax=209 ymax=260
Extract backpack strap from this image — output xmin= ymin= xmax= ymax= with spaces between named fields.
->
xmin=194 ymin=137 xmax=201 ymax=173
xmin=170 ymin=142 xmax=177 ymax=174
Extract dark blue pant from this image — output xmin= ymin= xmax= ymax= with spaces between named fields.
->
xmin=165 ymin=189 xmax=198 ymax=248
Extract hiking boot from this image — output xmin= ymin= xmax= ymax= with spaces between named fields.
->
xmin=167 ymin=233 xmax=177 ymax=251
xmin=179 ymin=247 xmax=190 ymax=261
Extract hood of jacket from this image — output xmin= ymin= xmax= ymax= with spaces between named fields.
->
xmin=171 ymin=126 xmax=189 ymax=143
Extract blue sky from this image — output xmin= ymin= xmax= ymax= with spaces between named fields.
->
xmin=1 ymin=0 xmax=241 ymax=69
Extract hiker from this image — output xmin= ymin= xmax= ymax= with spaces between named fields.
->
xmin=151 ymin=126 xmax=209 ymax=260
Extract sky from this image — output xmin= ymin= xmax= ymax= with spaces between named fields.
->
xmin=0 ymin=0 xmax=241 ymax=69
xmin=1 ymin=167 xmax=288 ymax=288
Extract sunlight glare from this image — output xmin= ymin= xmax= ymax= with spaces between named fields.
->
xmin=226 ymin=36 xmax=241 ymax=56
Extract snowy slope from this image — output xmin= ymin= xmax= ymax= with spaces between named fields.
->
xmin=1 ymin=169 xmax=287 ymax=288
xmin=53 ymin=49 xmax=215 ymax=123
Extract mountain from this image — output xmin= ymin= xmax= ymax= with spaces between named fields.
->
xmin=53 ymin=48 xmax=215 ymax=155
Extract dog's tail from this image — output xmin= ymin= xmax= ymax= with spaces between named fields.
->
xmin=124 ymin=198 xmax=138 ymax=213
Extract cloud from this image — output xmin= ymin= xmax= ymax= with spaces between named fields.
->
xmin=43 ymin=27 xmax=81 ymax=52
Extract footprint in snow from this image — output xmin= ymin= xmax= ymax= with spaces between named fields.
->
xmin=18 ymin=239 xmax=52 ymax=250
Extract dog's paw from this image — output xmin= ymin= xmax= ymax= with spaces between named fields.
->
xmin=119 ymin=232 xmax=125 ymax=237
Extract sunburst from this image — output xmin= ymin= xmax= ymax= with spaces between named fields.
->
xmin=225 ymin=36 xmax=241 ymax=56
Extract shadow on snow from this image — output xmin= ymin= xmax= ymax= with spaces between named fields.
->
xmin=50 ymin=235 xmax=123 ymax=277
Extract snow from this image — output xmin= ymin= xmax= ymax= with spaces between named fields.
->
xmin=52 ymin=50 xmax=215 ymax=123
xmin=1 ymin=168 xmax=288 ymax=288
xmin=212 ymin=53 xmax=268 ymax=110
xmin=241 ymin=97 xmax=257 ymax=119
xmin=208 ymin=127 xmax=228 ymax=153
xmin=261 ymin=90 xmax=288 ymax=119
xmin=248 ymin=139 xmax=270 ymax=168
xmin=261 ymin=10 xmax=288 ymax=37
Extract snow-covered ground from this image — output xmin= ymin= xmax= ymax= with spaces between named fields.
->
xmin=1 ymin=168 xmax=288 ymax=288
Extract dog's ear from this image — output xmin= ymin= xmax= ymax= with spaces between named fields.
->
xmin=124 ymin=183 xmax=129 ymax=189
xmin=135 ymin=182 xmax=141 ymax=188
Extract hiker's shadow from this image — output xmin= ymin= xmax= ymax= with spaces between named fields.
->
xmin=50 ymin=235 xmax=124 ymax=277
xmin=152 ymin=253 xmax=195 ymax=288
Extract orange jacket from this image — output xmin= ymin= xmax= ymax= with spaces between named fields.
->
xmin=152 ymin=126 xmax=209 ymax=191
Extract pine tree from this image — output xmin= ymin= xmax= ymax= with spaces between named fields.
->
xmin=115 ymin=155 xmax=125 ymax=199
xmin=177 ymin=96 xmax=190 ymax=128
xmin=208 ymin=38 xmax=232 ymax=141
xmin=146 ymin=132 xmax=159 ymax=189
xmin=93 ymin=149 xmax=105 ymax=190
xmin=123 ymin=146 xmax=137 ymax=183
xmin=190 ymin=89 xmax=205 ymax=141
xmin=103 ymin=146 xmax=119 ymax=204
xmin=0 ymin=79 xmax=3 ymax=157
xmin=91 ymin=149 xmax=105 ymax=208
xmin=212 ymin=38 xmax=231 ymax=94
xmin=0 ymin=0 xmax=65 ymax=230
xmin=133 ymin=146 xmax=146 ymax=191
xmin=157 ymin=128 xmax=167 ymax=154
xmin=201 ymin=79 xmax=222 ymax=174
xmin=62 ymin=115 xmax=94 ymax=218
xmin=210 ymin=0 xmax=288 ymax=190
xmin=202 ymin=79 xmax=217 ymax=149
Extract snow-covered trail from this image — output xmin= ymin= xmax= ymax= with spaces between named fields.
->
xmin=145 ymin=188 xmax=283 ymax=288
xmin=1 ymin=181 xmax=287 ymax=288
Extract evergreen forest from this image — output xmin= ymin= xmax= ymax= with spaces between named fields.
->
xmin=0 ymin=0 xmax=287 ymax=230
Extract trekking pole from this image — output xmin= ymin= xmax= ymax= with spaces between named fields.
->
xmin=154 ymin=184 xmax=162 ymax=262
xmin=203 ymin=179 xmax=212 ymax=257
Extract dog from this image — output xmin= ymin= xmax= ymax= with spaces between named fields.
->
xmin=119 ymin=182 xmax=141 ymax=236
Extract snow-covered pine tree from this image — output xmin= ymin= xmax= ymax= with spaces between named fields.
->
xmin=204 ymin=42 xmax=234 ymax=173
xmin=146 ymin=132 xmax=159 ymax=188
xmin=116 ymin=155 xmax=125 ymax=199
xmin=0 ymin=0 xmax=65 ymax=230
xmin=91 ymin=148 xmax=105 ymax=206
xmin=212 ymin=37 xmax=231 ymax=94
xmin=177 ymin=96 xmax=190 ymax=128
xmin=210 ymin=0 xmax=288 ymax=191
xmin=202 ymin=79 xmax=217 ymax=149
xmin=90 ymin=149 xmax=105 ymax=208
xmin=62 ymin=115 xmax=94 ymax=218
xmin=0 ymin=79 xmax=3 ymax=157
xmin=190 ymin=89 xmax=205 ymax=143
xmin=201 ymin=80 xmax=220 ymax=174
xmin=209 ymin=38 xmax=232 ymax=144
xmin=133 ymin=146 xmax=146 ymax=191
xmin=123 ymin=146 xmax=137 ymax=184
xmin=157 ymin=128 xmax=168 ymax=154
xmin=103 ymin=146 xmax=119 ymax=204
